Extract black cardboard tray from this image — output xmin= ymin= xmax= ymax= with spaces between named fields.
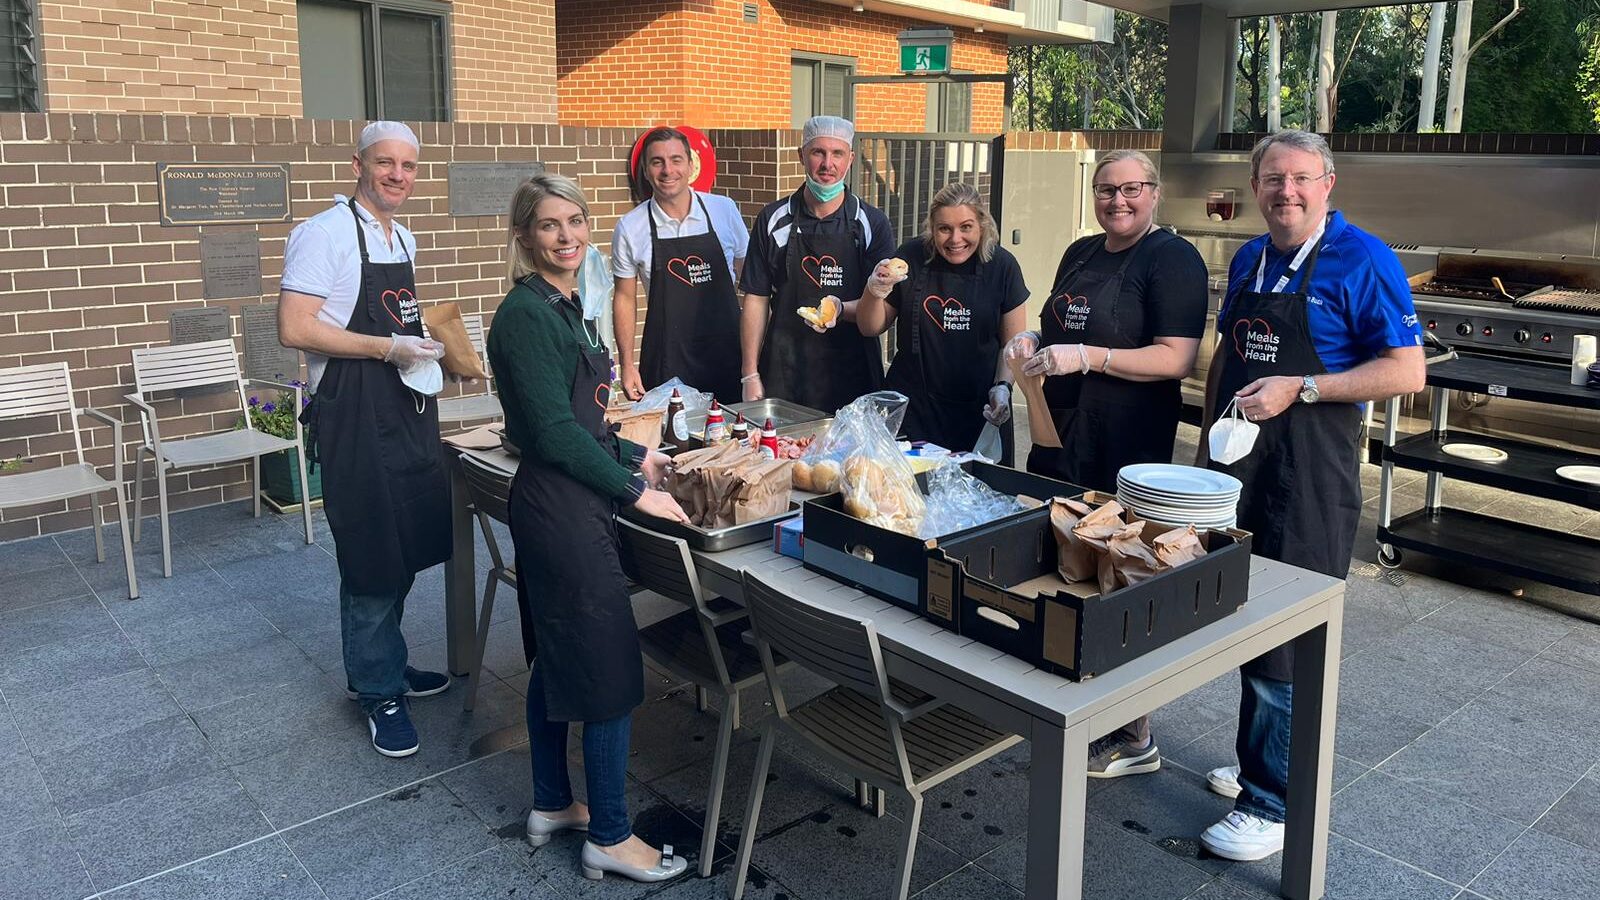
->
xmin=618 ymin=501 xmax=802 ymax=552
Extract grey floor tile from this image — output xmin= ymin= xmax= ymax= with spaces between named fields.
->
xmin=66 ymin=528 xmax=209 ymax=596
xmin=0 ymin=626 xmax=145 ymax=700
xmin=0 ymin=593 xmax=119 ymax=656
xmin=1165 ymin=720 xmax=1241 ymax=781
xmin=11 ymin=668 xmax=182 ymax=755
xmin=625 ymin=687 xmax=740 ymax=783
xmin=154 ymin=634 xmax=323 ymax=711
xmin=1184 ymin=880 xmax=1260 ymax=899
xmin=36 ymin=713 xmax=222 ymax=817
xmin=236 ymin=582 xmax=343 ymax=634
xmin=437 ymin=745 xmax=538 ymax=836
xmin=973 ymin=816 xmax=1214 ymax=900
xmin=99 ymin=835 xmax=324 ymax=900
xmin=99 ymin=568 xmax=240 ymax=632
xmin=1358 ymin=621 xmax=1535 ymax=699
xmin=1478 ymin=495 xmax=1595 ymax=536
xmin=282 ymin=780 xmax=494 ymax=900
xmin=901 ymin=745 xmax=1032 ymax=860
xmin=1378 ymin=722 xmax=1583 ymax=825
xmin=1467 ymin=830 xmax=1600 ymax=900
xmin=1539 ymin=628 xmax=1600 ymax=677
xmin=1085 ymin=766 xmax=1238 ymax=876
xmin=0 ymin=714 xmax=56 ymax=839
xmin=1487 ymin=657 xmax=1600 ymax=725
xmin=124 ymin=601 xmax=282 ymax=668
xmin=1439 ymin=690 xmax=1600 ymax=771
xmin=915 ymin=863 xmax=1023 ymax=899
xmin=1149 ymin=691 xmax=1236 ymax=754
xmin=1418 ymin=592 xmax=1574 ymax=655
xmin=0 ymin=562 xmax=93 ymax=614
xmin=190 ymin=671 xmax=361 ymax=764
xmin=1330 ymin=771 xmax=1522 ymax=886
xmin=740 ymin=797 xmax=966 ymax=900
xmin=1533 ymin=769 xmax=1600 ymax=855
xmin=229 ymin=725 xmax=429 ymax=829
xmin=0 ymin=822 xmax=96 ymax=900
xmin=371 ymin=844 xmax=555 ymax=900
xmin=1218 ymin=833 xmax=1461 ymax=900
xmin=279 ymin=622 xmax=345 ymax=674
xmin=1337 ymin=654 xmax=1476 ymax=731
xmin=63 ymin=771 xmax=272 ymax=890
xmin=651 ymin=864 xmax=800 ymax=900
xmin=0 ymin=533 xmax=71 ymax=578
xmin=406 ymin=677 xmax=530 ymax=774
xmin=1340 ymin=570 xmax=1467 ymax=622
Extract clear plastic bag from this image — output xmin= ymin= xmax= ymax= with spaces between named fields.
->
xmin=633 ymin=377 xmax=712 ymax=417
xmin=824 ymin=396 xmax=925 ymax=535
xmin=796 ymin=391 xmax=908 ymax=494
xmin=918 ymin=461 xmax=1026 ymax=539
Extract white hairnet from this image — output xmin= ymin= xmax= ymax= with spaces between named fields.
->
xmin=802 ymin=115 xmax=855 ymax=149
xmin=358 ymin=121 xmax=420 ymax=154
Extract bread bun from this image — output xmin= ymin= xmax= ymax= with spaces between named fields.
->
xmin=844 ymin=493 xmax=878 ymax=520
xmin=792 ymin=460 xmax=814 ymax=492
xmin=884 ymin=258 xmax=909 ymax=279
xmin=796 ymin=295 xmax=841 ymax=328
xmin=842 ymin=455 xmax=888 ymax=494
xmin=811 ymin=459 xmax=841 ymax=493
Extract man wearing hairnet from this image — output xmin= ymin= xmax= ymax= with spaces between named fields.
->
xmin=278 ymin=121 xmax=453 ymax=759
xmin=738 ymin=115 xmax=894 ymax=413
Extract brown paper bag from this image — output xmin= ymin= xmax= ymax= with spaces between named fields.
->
xmin=730 ymin=458 xmax=794 ymax=526
xmin=422 ymin=303 xmax=490 ymax=381
xmin=666 ymin=443 xmax=744 ymax=525
xmin=604 ymin=406 xmax=665 ymax=451
xmin=1050 ymin=497 xmax=1100 ymax=582
xmin=1153 ymin=526 xmax=1206 ymax=569
xmin=1106 ymin=521 xmax=1163 ymax=589
xmin=1008 ymin=355 xmax=1060 ymax=449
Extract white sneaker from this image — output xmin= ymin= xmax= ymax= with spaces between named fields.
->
xmin=1207 ymin=764 xmax=1242 ymax=799
xmin=1200 ymin=810 xmax=1285 ymax=861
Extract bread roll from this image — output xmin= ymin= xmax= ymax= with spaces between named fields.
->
xmin=797 ymin=295 xmax=841 ymax=328
xmin=792 ymin=460 xmax=814 ymax=492
xmin=811 ymin=459 xmax=841 ymax=493
xmin=884 ymin=258 xmax=909 ymax=279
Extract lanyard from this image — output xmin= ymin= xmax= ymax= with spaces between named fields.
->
xmin=1252 ymin=216 xmax=1327 ymax=294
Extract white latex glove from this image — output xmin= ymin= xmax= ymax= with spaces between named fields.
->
xmin=865 ymin=261 xmax=906 ymax=300
xmin=384 ymin=334 xmax=444 ymax=369
xmin=982 ymin=383 xmax=1012 ymax=425
xmin=1003 ymin=330 xmax=1040 ymax=361
xmin=1022 ymin=344 xmax=1084 ymax=378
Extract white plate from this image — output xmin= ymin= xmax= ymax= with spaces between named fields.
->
xmin=1120 ymin=500 xmax=1237 ymax=526
xmin=1117 ymin=483 xmax=1240 ymax=506
xmin=1440 ymin=443 xmax=1509 ymax=463
xmin=1119 ymin=495 xmax=1236 ymax=515
xmin=1555 ymin=465 xmax=1600 ymax=486
xmin=1118 ymin=464 xmax=1243 ymax=496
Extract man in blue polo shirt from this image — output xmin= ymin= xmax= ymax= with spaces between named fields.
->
xmin=1197 ymin=130 xmax=1425 ymax=861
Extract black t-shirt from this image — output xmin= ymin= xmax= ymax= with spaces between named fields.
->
xmin=1047 ymin=229 xmax=1209 ymax=344
xmin=738 ymin=188 xmax=895 ymax=298
xmin=885 ymin=239 xmax=1029 ymax=327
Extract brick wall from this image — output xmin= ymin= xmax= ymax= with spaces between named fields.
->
xmin=32 ymin=0 xmax=558 ymax=124
xmin=558 ymin=0 xmax=1009 ymax=133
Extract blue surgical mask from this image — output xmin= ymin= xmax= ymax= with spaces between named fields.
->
xmin=806 ymin=177 xmax=846 ymax=203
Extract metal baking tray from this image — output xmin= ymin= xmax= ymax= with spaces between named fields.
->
xmin=618 ymin=500 xmax=801 ymax=552
xmin=729 ymin=398 xmax=830 ymax=428
xmin=671 ymin=417 xmax=833 ymax=455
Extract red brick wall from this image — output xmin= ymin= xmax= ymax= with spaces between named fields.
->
xmin=558 ymin=0 xmax=1010 ymax=132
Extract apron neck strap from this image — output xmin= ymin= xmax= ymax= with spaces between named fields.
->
xmin=1253 ymin=215 xmax=1327 ymax=294
xmin=347 ymin=197 xmax=411 ymax=264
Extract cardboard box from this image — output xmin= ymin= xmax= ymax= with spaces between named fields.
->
xmin=929 ymin=495 xmax=1252 ymax=680
xmin=802 ymin=461 xmax=1082 ymax=619
xmin=774 ymin=515 xmax=805 ymax=559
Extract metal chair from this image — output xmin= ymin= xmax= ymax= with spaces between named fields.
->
xmin=0 ymin=363 xmax=139 ymax=599
xmin=125 ymin=339 xmax=313 ymax=577
xmin=731 ymin=570 xmax=1023 ymax=900
xmin=616 ymin=518 xmax=791 ymax=878
xmin=458 ymin=452 xmax=518 ymax=712
xmin=434 ymin=314 xmax=503 ymax=425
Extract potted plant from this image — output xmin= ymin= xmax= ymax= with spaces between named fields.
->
xmin=242 ymin=382 xmax=321 ymax=506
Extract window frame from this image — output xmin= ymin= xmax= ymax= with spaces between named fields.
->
xmin=926 ymin=69 xmax=973 ymax=133
xmin=790 ymin=51 xmax=855 ymax=126
xmin=1 ymin=0 xmax=43 ymax=112
xmin=298 ymin=0 xmax=453 ymax=122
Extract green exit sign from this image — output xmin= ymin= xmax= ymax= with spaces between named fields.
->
xmin=897 ymin=28 xmax=952 ymax=74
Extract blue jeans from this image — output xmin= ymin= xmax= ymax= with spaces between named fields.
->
xmin=1234 ymin=671 xmax=1293 ymax=824
xmin=527 ymin=664 xmax=632 ymax=846
xmin=341 ymin=574 xmax=414 ymax=714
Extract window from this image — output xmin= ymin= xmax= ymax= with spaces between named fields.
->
xmin=0 ymin=0 xmax=40 ymax=112
xmin=791 ymin=53 xmax=854 ymax=127
xmin=297 ymin=0 xmax=450 ymax=121
xmin=927 ymin=78 xmax=972 ymax=133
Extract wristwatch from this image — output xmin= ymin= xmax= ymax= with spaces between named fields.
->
xmin=1299 ymin=375 xmax=1320 ymax=404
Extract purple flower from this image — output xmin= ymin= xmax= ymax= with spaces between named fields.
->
xmin=262 ymin=402 xmax=276 ymax=413
xmin=248 ymin=396 xmax=260 ymax=407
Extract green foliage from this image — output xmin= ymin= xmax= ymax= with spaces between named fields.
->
xmin=239 ymin=383 xmax=307 ymax=440
xmin=1463 ymin=0 xmax=1591 ymax=132
xmin=1010 ymin=12 xmax=1166 ymax=131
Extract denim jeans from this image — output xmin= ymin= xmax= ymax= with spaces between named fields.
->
xmin=1234 ymin=671 xmax=1293 ymax=824
xmin=341 ymin=573 xmax=414 ymax=714
xmin=527 ymin=664 xmax=633 ymax=846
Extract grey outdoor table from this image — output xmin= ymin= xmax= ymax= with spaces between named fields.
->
xmin=439 ymin=440 xmax=1346 ymax=900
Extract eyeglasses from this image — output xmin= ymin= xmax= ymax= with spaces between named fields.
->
xmin=1257 ymin=172 xmax=1332 ymax=190
xmin=1092 ymin=181 xmax=1157 ymax=200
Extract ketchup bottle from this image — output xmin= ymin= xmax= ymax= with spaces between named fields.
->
xmin=704 ymin=399 xmax=726 ymax=443
xmin=758 ymin=417 xmax=779 ymax=460
xmin=730 ymin=411 xmax=750 ymax=447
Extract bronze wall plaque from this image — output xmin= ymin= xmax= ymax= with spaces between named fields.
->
xmin=242 ymin=303 xmax=301 ymax=382
xmin=448 ymin=162 xmax=545 ymax=217
xmin=169 ymin=306 xmax=233 ymax=345
xmin=200 ymin=229 xmax=263 ymax=299
xmin=157 ymin=163 xmax=292 ymax=226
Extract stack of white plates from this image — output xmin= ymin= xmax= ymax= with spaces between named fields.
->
xmin=1116 ymin=463 xmax=1242 ymax=530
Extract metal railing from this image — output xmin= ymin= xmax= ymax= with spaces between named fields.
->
xmin=849 ymin=132 xmax=1005 ymax=246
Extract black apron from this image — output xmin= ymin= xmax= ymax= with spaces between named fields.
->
xmin=638 ymin=195 xmax=742 ymax=402
xmin=1210 ymin=222 xmax=1360 ymax=682
xmin=303 ymin=199 xmax=450 ymax=595
xmin=1027 ymin=231 xmax=1181 ymax=494
xmin=883 ymin=256 xmax=1013 ymax=461
xmin=759 ymin=192 xmax=884 ymax=413
xmin=508 ymin=276 xmax=644 ymax=722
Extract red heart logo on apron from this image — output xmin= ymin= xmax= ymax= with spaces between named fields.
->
xmin=380 ymin=288 xmax=418 ymax=329
xmin=594 ymin=382 xmax=611 ymax=410
xmin=801 ymin=255 xmax=837 ymax=289
xmin=666 ymin=256 xmax=706 ymax=287
xmin=1049 ymin=293 xmax=1088 ymax=332
xmin=922 ymin=295 xmax=965 ymax=332
xmin=1232 ymin=317 xmax=1274 ymax=360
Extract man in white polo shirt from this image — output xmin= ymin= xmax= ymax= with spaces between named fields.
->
xmin=612 ymin=126 xmax=748 ymax=401
xmin=277 ymin=121 xmax=453 ymax=760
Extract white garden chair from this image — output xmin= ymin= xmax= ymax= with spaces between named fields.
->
xmin=433 ymin=314 xmax=503 ymax=425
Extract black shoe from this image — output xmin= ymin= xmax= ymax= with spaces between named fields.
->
xmin=368 ymin=698 xmax=419 ymax=758
xmin=1087 ymin=735 xmax=1160 ymax=779
xmin=348 ymin=667 xmax=452 ymax=701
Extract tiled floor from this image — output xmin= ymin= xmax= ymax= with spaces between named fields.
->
xmin=3 ymin=426 xmax=1599 ymax=900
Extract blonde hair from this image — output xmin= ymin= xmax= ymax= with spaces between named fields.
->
xmin=920 ymin=182 xmax=999 ymax=264
xmin=506 ymin=172 xmax=591 ymax=285
xmin=1091 ymin=149 xmax=1161 ymax=188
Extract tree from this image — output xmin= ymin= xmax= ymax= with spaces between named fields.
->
xmin=1462 ymin=0 xmax=1590 ymax=132
xmin=1009 ymin=12 xmax=1166 ymax=131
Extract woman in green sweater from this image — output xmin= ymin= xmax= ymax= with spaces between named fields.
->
xmin=487 ymin=173 xmax=690 ymax=884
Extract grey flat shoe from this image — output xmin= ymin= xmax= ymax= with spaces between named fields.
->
xmin=580 ymin=841 xmax=689 ymax=883
xmin=526 ymin=808 xmax=589 ymax=847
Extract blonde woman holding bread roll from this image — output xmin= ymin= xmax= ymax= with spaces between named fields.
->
xmin=856 ymin=181 xmax=1028 ymax=460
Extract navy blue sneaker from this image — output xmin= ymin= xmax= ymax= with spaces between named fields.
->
xmin=368 ymin=698 xmax=419 ymax=758
xmin=347 ymin=667 xmax=452 ymax=701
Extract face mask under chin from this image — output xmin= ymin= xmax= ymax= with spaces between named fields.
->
xmin=806 ymin=177 xmax=847 ymax=203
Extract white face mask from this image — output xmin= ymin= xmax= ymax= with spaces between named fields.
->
xmin=1209 ymin=397 xmax=1260 ymax=465
xmin=398 ymin=358 xmax=443 ymax=397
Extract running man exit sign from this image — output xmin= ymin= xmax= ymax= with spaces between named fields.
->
xmin=898 ymin=29 xmax=952 ymax=74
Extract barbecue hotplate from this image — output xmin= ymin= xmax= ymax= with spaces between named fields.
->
xmin=1411 ymin=276 xmax=1552 ymax=304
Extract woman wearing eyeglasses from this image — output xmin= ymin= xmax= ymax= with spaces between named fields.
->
xmin=1004 ymin=150 xmax=1207 ymax=777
